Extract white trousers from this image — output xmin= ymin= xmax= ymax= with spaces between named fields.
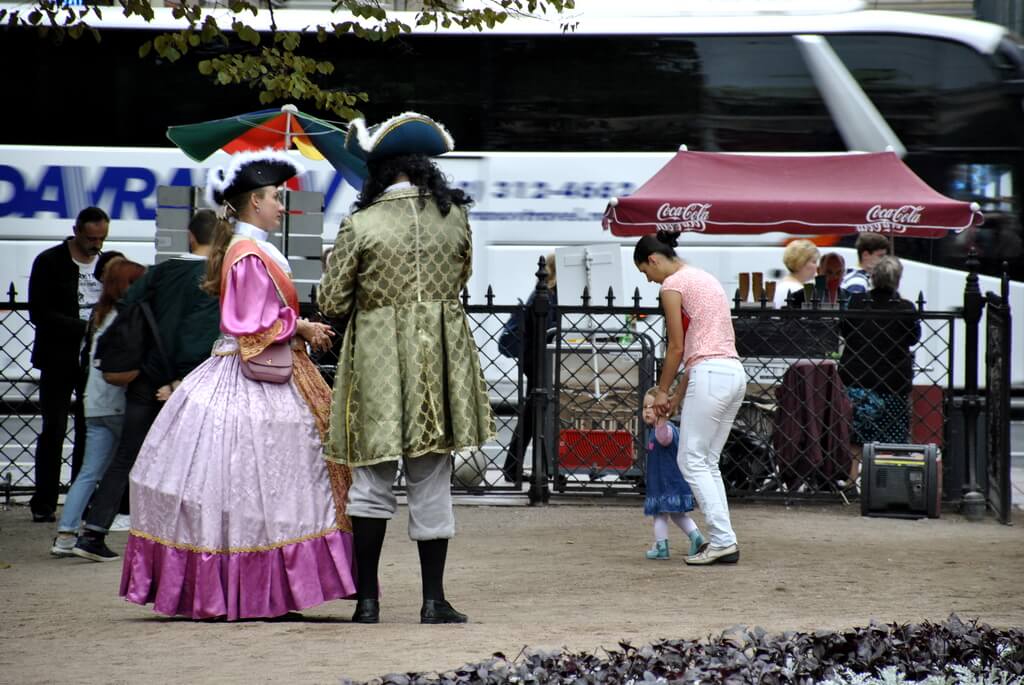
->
xmin=677 ymin=358 xmax=745 ymax=548
xmin=347 ymin=452 xmax=455 ymax=541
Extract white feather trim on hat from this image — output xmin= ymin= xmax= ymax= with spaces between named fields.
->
xmin=348 ymin=111 xmax=455 ymax=155
xmin=202 ymin=148 xmax=306 ymax=214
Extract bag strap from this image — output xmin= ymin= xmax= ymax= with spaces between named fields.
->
xmin=139 ymin=300 xmax=175 ymax=383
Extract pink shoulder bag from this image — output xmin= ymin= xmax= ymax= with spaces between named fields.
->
xmin=239 ymin=339 xmax=293 ymax=384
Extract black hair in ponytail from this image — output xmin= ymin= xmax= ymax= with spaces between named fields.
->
xmin=633 ymin=230 xmax=679 ymax=264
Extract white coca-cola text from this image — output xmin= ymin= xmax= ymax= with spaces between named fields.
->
xmin=865 ymin=204 xmax=924 ymax=225
xmin=655 ymin=202 xmax=711 ymax=230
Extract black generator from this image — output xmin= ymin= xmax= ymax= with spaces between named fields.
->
xmin=861 ymin=443 xmax=941 ymax=519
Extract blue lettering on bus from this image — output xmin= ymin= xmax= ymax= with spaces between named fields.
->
xmin=0 ymin=165 xmax=26 ymax=215
xmin=91 ymin=167 xmax=158 ymax=220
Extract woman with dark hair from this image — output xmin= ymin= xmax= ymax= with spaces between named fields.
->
xmin=118 ymin=150 xmax=357 ymax=621
xmin=633 ymin=231 xmax=744 ymax=566
xmin=50 ymin=258 xmax=146 ymax=556
xmin=320 ymin=113 xmax=494 ymax=624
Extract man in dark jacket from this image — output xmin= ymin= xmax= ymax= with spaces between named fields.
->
xmin=72 ymin=210 xmax=221 ymax=561
xmin=27 ymin=207 xmax=109 ymax=522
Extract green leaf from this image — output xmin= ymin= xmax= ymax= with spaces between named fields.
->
xmin=198 ymin=59 xmax=213 ymax=75
xmin=138 ymin=40 xmax=152 ymax=58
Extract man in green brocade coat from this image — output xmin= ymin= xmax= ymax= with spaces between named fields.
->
xmin=318 ymin=113 xmax=495 ymax=626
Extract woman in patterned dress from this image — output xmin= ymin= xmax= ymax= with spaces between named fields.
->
xmin=319 ymin=113 xmax=494 ymax=624
xmin=119 ymin=150 xmax=357 ymax=620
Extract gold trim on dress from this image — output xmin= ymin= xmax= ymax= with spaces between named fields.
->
xmin=237 ymin=320 xmax=284 ymax=361
xmin=128 ymin=525 xmax=341 ymax=555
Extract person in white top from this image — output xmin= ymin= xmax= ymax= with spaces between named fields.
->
xmin=773 ymin=239 xmax=819 ymax=308
xmin=50 ymin=259 xmax=147 ymax=557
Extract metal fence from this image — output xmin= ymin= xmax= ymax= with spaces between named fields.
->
xmin=0 ymin=255 xmax=1015 ymax=515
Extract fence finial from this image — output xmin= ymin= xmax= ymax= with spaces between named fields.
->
xmin=581 ymin=285 xmax=590 ymax=308
xmin=605 ymin=286 xmax=615 ymax=308
xmin=6 ymin=282 xmax=16 ymax=304
xmin=632 ymin=287 xmax=642 ymax=310
xmin=461 ymin=286 xmax=470 ymax=307
xmin=485 ymin=285 xmax=494 ymax=307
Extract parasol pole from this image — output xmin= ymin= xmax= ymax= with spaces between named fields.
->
xmin=282 ymin=103 xmax=298 ymax=150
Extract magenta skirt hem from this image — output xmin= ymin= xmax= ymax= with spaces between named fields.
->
xmin=119 ymin=530 xmax=357 ymax=621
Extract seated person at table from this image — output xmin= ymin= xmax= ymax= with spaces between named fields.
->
xmin=773 ymin=239 xmax=819 ymax=308
xmin=838 ymin=256 xmax=921 ymax=489
xmin=788 ymin=251 xmax=847 ymax=308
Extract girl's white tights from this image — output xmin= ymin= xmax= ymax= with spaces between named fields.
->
xmin=653 ymin=512 xmax=698 ymax=541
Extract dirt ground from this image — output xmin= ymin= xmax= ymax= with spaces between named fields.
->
xmin=2 ymin=499 xmax=1022 ymax=684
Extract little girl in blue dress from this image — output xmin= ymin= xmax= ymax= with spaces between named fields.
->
xmin=643 ymin=388 xmax=705 ymax=560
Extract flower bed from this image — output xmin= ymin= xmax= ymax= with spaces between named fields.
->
xmin=346 ymin=616 xmax=1023 ymax=685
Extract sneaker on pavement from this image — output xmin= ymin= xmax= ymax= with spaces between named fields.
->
xmin=50 ymin=534 xmax=77 ymax=557
xmin=109 ymin=514 xmax=131 ymax=532
xmin=684 ymin=542 xmax=740 ymax=565
xmin=72 ymin=537 xmax=120 ymax=562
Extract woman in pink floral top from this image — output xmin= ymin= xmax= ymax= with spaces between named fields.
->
xmin=634 ymin=232 xmax=744 ymax=566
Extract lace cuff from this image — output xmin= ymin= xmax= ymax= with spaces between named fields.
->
xmin=238 ymin=320 xmax=285 ymax=361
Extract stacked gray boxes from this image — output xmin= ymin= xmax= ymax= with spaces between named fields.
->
xmin=154 ymin=185 xmax=326 ymax=301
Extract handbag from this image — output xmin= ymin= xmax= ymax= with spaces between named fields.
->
xmin=239 ymin=339 xmax=293 ymax=384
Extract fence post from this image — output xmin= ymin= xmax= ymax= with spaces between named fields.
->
xmin=960 ymin=248 xmax=986 ymax=520
xmin=527 ymin=256 xmax=551 ymax=505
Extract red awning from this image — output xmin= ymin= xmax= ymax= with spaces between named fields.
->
xmin=603 ymin=151 xmax=983 ymax=238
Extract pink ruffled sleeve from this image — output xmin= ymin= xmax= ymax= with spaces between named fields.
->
xmin=654 ymin=421 xmax=675 ymax=447
xmin=220 ymin=255 xmax=297 ymax=341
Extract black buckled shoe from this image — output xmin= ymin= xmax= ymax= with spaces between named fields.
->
xmin=351 ymin=598 xmax=380 ymax=624
xmin=420 ymin=599 xmax=468 ymax=624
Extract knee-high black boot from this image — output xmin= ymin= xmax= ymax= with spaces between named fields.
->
xmin=351 ymin=516 xmax=387 ymax=623
xmin=418 ymin=539 xmax=467 ymax=624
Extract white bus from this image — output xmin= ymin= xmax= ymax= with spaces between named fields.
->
xmin=1 ymin=2 xmax=1021 ymax=385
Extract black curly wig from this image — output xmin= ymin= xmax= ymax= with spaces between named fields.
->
xmin=354 ymin=153 xmax=473 ymax=215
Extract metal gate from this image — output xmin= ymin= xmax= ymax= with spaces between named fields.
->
xmin=984 ymin=273 xmax=1013 ymax=524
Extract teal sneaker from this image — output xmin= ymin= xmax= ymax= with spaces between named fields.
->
xmin=645 ymin=539 xmax=669 ymax=560
xmin=687 ymin=530 xmax=706 ymax=557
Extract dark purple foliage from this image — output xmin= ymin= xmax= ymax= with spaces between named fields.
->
xmin=341 ymin=616 xmax=1024 ymax=684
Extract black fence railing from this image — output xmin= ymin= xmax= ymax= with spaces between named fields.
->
xmin=0 ymin=255 xmax=1015 ymax=516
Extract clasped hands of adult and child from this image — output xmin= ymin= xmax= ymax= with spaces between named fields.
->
xmin=653 ymin=389 xmax=682 ymax=419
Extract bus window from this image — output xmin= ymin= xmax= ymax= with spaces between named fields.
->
xmin=829 ymin=35 xmax=1023 ymax=150
xmin=949 ymin=163 xmax=1014 ymax=214
xmin=694 ymin=35 xmax=844 ymax=151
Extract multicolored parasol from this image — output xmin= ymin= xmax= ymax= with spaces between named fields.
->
xmin=166 ymin=104 xmax=367 ymax=189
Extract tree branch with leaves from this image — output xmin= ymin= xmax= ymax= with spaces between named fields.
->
xmin=4 ymin=0 xmax=575 ymax=120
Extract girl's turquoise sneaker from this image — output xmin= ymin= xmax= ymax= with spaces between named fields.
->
xmin=645 ymin=539 xmax=670 ymax=560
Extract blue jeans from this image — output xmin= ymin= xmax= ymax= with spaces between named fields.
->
xmin=57 ymin=416 xmax=123 ymax=534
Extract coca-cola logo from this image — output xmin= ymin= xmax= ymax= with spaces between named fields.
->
xmin=858 ymin=204 xmax=924 ymax=234
xmin=655 ymin=202 xmax=711 ymax=231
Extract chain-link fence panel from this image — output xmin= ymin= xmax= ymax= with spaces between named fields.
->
xmin=546 ymin=291 xmax=958 ymax=502
xmin=0 ymin=295 xmax=75 ymax=498
xmin=0 ymin=280 xmax=986 ymax=506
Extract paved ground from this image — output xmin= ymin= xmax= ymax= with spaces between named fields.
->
xmin=2 ymin=498 xmax=1022 ymax=684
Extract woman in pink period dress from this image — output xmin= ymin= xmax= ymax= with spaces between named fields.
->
xmin=119 ymin=150 xmax=357 ymax=620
